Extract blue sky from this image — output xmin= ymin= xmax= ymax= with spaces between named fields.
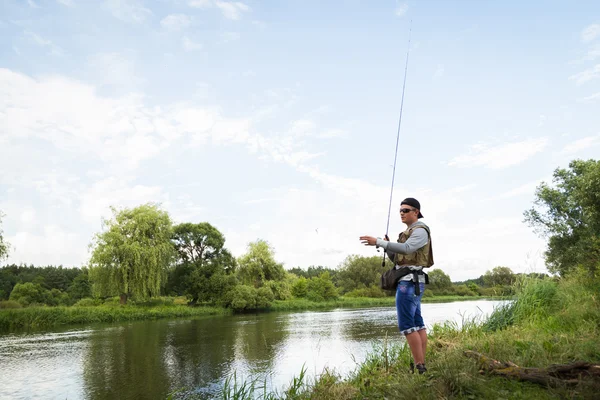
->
xmin=1 ymin=0 xmax=599 ymax=281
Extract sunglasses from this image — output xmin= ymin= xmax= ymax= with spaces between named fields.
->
xmin=400 ymin=208 xmax=415 ymax=214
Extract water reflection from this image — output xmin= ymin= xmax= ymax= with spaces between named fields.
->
xmin=0 ymin=300 xmax=506 ymax=399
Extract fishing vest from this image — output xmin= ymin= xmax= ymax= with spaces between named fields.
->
xmin=394 ymin=223 xmax=434 ymax=268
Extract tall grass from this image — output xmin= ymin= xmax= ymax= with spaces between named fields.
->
xmin=202 ymin=272 xmax=600 ymax=400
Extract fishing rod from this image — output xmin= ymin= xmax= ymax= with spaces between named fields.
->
xmin=382 ymin=21 xmax=413 ymax=267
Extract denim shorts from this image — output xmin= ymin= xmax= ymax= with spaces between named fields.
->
xmin=395 ymin=280 xmax=426 ymax=335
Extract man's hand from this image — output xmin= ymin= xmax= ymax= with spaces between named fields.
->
xmin=359 ymin=236 xmax=377 ymax=246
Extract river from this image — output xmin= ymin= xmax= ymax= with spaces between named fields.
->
xmin=0 ymin=300 xmax=506 ymax=399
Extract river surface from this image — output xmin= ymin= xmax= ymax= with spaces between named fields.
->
xmin=0 ymin=300 xmax=506 ymax=399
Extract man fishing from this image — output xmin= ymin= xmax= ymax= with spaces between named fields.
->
xmin=360 ymin=197 xmax=433 ymax=374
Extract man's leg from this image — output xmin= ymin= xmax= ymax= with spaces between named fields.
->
xmin=405 ymin=331 xmax=424 ymax=364
xmin=418 ymin=329 xmax=427 ymax=359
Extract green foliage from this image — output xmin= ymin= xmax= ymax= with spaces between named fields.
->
xmin=344 ymin=285 xmax=386 ymax=298
xmin=256 ymin=287 xmax=275 ymax=308
xmin=237 ymin=240 xmax=285 ymax=288
xmin=483 ymin=266 xmax=516 ymax=287
xmin=524 ymin=159 xmax=600 ymax=276
xmin=224 ymin=285 xmax=257 ymax=311
xmin=288 ymin=265 xmax=338 ymax=281
xmin=265 ymin=280 xmax=292 ymax=300
xmin=0 ymin=304 xmax=229 ymax=331
xmin=427 ymin=269 xmax=452 ymax=291
xmin=74 ymin=298 xmax=102 ymax=307
xmin=68 ymin=271 xmax=92 ymax=301
xmin=335 ymin=255 xmax=385 ymax=295
xmin=452 ymin=284 xmax=477 ymax=297
xmin=0 ymin=211 xmax=10 ymax=262
xmin=9 ymin=282 xmax=47 ymax=306
xmin=170 ymin=222 xmax=236 ymax=303
xmin=89 ymin=203 xmax=176 ymax=304
xmin=291 ymin=276 xmax=308 ymax=298
xmin=306 ymin=272 xmax=338 ymax=302
xmin=0 ymin=300 xmax=22 ymax=309
xmin=188 ymin=270 xmax=237 ymax=305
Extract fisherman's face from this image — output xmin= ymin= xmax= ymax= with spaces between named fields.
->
xmin=400 ymin=205 xmax=418 ymax=224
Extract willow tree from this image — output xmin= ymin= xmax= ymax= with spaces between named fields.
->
xmin=89 ymin=203 xmax=176 ymax=304
xmin=237 ymin=239 xmax=285 ymax=287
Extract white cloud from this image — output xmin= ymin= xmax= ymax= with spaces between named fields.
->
xmin=581 ymin=23 xmax=600 ymax=43
xmin=8 ymin=225 xmax=88 ymax=266
xmin=448 ymin=138 xmax=549 ymax=169
xmin=220 ymin=31 xmax=240 ymax=42
xmin=20 ymin=209 xmax=36 ymax=224
xmin=57 ymin=0 xmax=73 ymax=6
xmin=88 ymin=52 xmax=144 ymax=88
xmin=395 ymin=2 xmax=408 ymax=17
xmin=433 ymin=64 xmax=444 ymax=79
xmin=215 ymin=1 xmax=250 ymax=20
xmin=160 ymin=14 xmax=192 ymax=31
xmin=188 ymin=0 xmax=211 ymax=7
xmin=27 ymin=0 xmax=39 ymax=8
xmin=182 ymin=36 xmax=203 ymax=51
xmin=79 ymin=177 xmax=166 ymax=224
xmin=492 ymin=178 xmax=546 ymax=200
xmin=188 ymin=0 xmax=250 ymax=20
xmin=561 ymin=134 xmax=600 ymax=154
xmin=104 ymin=0 xmax=152 ymax=24
xmin=24 ymin=31 xmax=63 ymax=56
xmin=579 ymin=92 xmax=600 ymax=102
xmin=569 ymin=64 xmax=600 ymax=85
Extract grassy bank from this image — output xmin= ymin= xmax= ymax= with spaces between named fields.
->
xmin=0 ymin=304 xmax=230 ymax=331
xmin=216 ymin=273 xmax=600 ymax=399
xmin=0 ymin=295 xmax=501 ymax=331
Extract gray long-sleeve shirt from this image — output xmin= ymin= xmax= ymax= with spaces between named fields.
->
xmin=376 ymin=221 xmax=429 ymax=282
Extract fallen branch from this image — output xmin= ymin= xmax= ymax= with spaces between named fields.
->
xmin=464 ymin=350 xmax=600 ymax=388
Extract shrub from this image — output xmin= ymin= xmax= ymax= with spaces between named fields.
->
xmin=0 ymin=300 xmax=22 ymax=309
xmin=266 ymin=280 xmax=292 ymax=300
xmin=256 ymin=286 xmax=275 ymax=308
xmin=454 ymin=284 xmax=477 ymax=297
xmin=74 ymin=298 xmax=102 ymax=307
xmin=306 ymin=273 xmax=338 ymax=302
xmin=225 ymin=285 xmax=257 ymax=311
xmin=344 ymin=286 xmax=386 ymax=298
xmin=291 ymin=277 xmax=308 ymax=298
xmin=9 ymin=282 xmax=46 ymax=306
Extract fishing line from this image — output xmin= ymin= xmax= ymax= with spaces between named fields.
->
xmin=382 ymin=21 xmax=413 ymax=266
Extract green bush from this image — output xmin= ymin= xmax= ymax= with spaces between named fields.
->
xmin=74 ymin=298 xmax=102 ymax=307
xmin=291 ymin=277 xmax=308 ymax=298
xmin=9 ymin=282 xmax=46 ymax=306
xmin=256 ymin=286 xmax=275 ymax=308
xmin=344 ymin=286 xmax=386 ymax=298
xmin=0 ymin=300 xmax=22 ymax=309
xmin=306 ymin=273 xmax=338 ymax=302
xmin=226 ymin=285 xmax=257 ymax=311
xmin=266 ymin=280 xmax=292 ymax=300
xmin=454 ymin=284 xmax=477 ymax=297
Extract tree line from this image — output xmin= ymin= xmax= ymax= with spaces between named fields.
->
xmin=0 ymin=158 xmax=598 ymax=310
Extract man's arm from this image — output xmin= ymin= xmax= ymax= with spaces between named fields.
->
xmin=375 ymin=228 xmax=428 ymax=255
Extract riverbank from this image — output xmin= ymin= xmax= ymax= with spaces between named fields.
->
xmin=270 ymin=295 xmax=502 ymax=311
xmin=0 ymin=295 xmax=501 ymax=332
xmin=219 ymin=274 xmax=600 ymax=399
xmin=0 ymin=304 xmax=230 ymax=331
